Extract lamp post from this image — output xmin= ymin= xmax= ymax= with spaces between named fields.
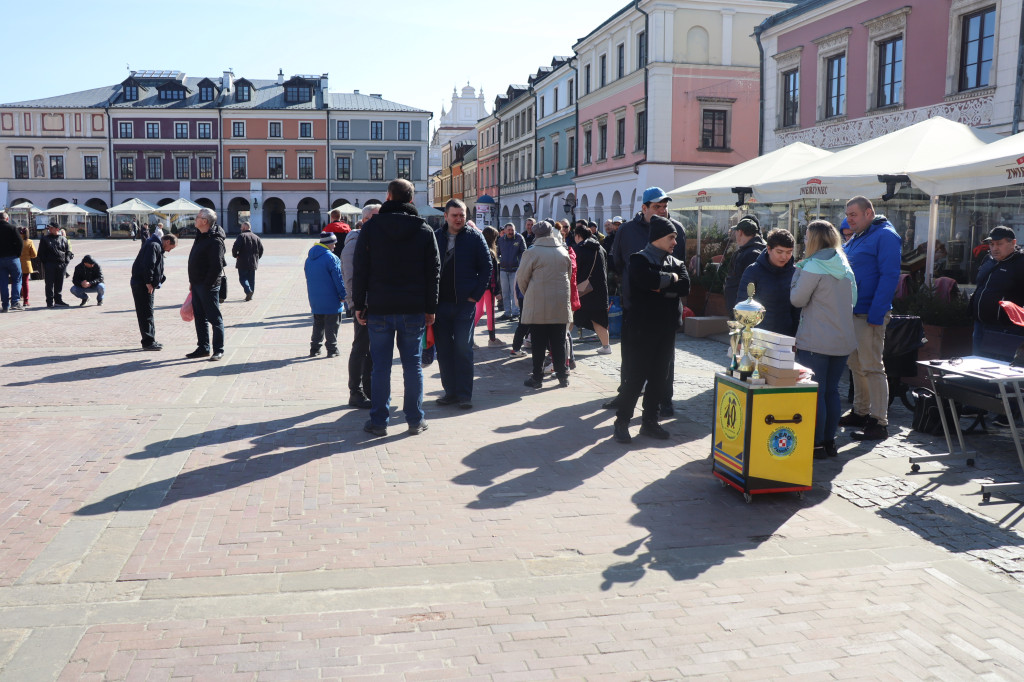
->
xmin=563 ymin=194 xmax=576 ymax=224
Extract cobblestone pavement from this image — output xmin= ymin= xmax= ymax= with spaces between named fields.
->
xmin=2 ymin=239 xmax=1024 ymax=680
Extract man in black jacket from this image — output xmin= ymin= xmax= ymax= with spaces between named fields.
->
xmin=0 ymin=211 xmax=24 ymax=312
xmin=613 ymin=216 xmax=690 ymax=444
xmin=130 ymin=234 xmax=178 ymax=350
xmin=353 ymin=178 xmax=440 ymax=436
xmin=971 ymin=225 xmax=1024 ymax=361
xmin=231 ymin=221 xmax=264 ymax=301
xmin=69 ymin=255 xmax=106 ymax=307
xmin=38 ymin=223 xmax=72 ymax=308
xmin=186 ymin=208 xmax=227 ymax=361
xmin=722 ymin=215 xmax=765 ymax=314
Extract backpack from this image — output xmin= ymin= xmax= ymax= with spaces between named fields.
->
xmin=911 ymin=388 xmax=950 ymax=436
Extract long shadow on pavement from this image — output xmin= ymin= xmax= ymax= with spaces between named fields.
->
xmin=6 ymin=356 xmax=194 ymax=385
xmin=4 ymin=348 xmax=141 ymax=367
xmin=76 ymin=409 xmax=368 ymax=515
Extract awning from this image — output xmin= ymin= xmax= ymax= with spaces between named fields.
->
xmin=476 ymin=194 xmax=496 ymax=204
xmin=751 ymin=117 xmax=1000 ymax=203
xmin=155 ymin=198 xmax=203 ymax=216
xmin=107 ymin=198 xmax=158 ymax=216
xmin=8 ymin=200 xmax=42 ymax=214
xmin=418 ymin=205 xmax=444 ymax=217
xmin=42 ymin=202 xmax=92 ymax=216
xmin=907 ymin=130 xmax=1024 ymax=196
xmin=667 ymin=142 xmax=832 ymax=209
xmin=331 ymin=203 xmax=362 ymax=219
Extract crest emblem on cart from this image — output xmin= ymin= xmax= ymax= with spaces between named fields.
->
xmin=767 ymin=427 xmax=797 ymax=458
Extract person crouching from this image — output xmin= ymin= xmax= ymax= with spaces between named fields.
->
xmin=613 ymin=216 xmax=690 ymax=443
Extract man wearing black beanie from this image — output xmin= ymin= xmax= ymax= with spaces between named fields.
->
xmin=612 ymin=215 xmax=690 ymax=443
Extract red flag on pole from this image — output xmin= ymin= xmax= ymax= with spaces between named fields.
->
xmin=999 ymin=300 xmax=1024 ymax=327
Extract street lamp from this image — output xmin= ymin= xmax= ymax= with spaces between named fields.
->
xmin=563 ymin=195 xmax=577 ymax=224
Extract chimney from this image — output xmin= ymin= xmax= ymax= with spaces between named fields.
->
xmin=371 ymin=93 xmax=382 ymax=99
xmin=353 ymin=89 xmax=360 ymax=94
xmin=320 ymin=73 xmax=329 ymax=92
xmin=277 ymin=69 xmax=284 ymax=85
xmin=222 ymin=70 xmax=233 ymax=92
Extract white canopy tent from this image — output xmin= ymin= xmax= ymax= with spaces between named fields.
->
xmin=907 ymin=130 xmax=1024 ymax=197
xmin=155 ymin=198 xmax=203 ymax=216
xmin=42 ymin=202 xmax=92 ymax=217
xmin=107 ymin=198 xmax=158 ymax=216
xmin=331 ymin=203 xmax=362 ymax=220
xmin=751 ymin=117 xmax=1000 ymax=204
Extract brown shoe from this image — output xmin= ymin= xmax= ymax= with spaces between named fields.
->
xmin=838 ymin=411 xmax=869 ymax=428
xmin=851 ymin=418 xmax=888 ymax=441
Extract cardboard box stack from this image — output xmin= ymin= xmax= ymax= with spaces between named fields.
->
xmin=751 ymin=329 xmax=812 ymax=386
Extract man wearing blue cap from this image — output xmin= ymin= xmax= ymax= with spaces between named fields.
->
xmin=605 ymin=187 xmax=686 ymax=415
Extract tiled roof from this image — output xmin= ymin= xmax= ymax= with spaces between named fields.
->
xmin=3 ymin=85 xmax=120 ymax=108
xmin=328 ymin=92 xmax=430 ymax=113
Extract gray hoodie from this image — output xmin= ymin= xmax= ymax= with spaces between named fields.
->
xmin=790 ymin=248 xmax=858 ymax=357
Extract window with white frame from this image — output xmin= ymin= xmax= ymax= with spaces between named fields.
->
xmin=959 ymin=5 xmax=996 ymax=90
xmin=370 ymin=121 xmax=383 ymax=140
xmin=197 ymin=122 xmax=211 ymax=139
xmin=337 ymin=120 xmax=349 ymax=140
xmin=84 ymin=155 xmax=99 ymax=179
xmin=146 ymin=122 xmax=160 ymax=139
xmin=396 ymin=157 xmax=411 ymax=180
xmin=269 ymin=121 xmax=282 ymax=138
xmin=49 ymin=155 xmax=64 ymax=179
xmin=298 ymin=156 xmax=313 ymax=179
xmin=398 ymin=122 xmax=410 ymax=140
xmin=336 ymin=156 xmax=351 ymax=180
xmin=369 ymin=156 xmax=385 ymax=180
xmin=119 ymin=156 xmax=135 ymax=180
xmin=698 ymin=97 xmax=735 ymax=151
xmin=299 ymin=122 xmax=312 ymax=138
xmin=14 ymin=155 xmax=28 ymax=179
xmin=118 ymin=121 xmax=133 ymax=139
xmin=864 ymin=8 xmax=909 ymax=110
xmin=268 ymin=156 xmax=284 ymax=179
xmin=175 ymin=122 xmax=188 ymax=139
xmin=175 ymin=156 xmax=189 ymax=179
xmin=814 ymin=29 xmax=850 ymax=121
xmin=198 ymin=157 xmax=213 ymax=179
xmin=232 ymin=121 xmax=245 ymax=138
xmin=231 ymin=156 xmax=247 ymax=179
xmin=773 ymin=46 xmax=802 ymax=128
xmin=146 ymin=157 xmax=162 ymax=179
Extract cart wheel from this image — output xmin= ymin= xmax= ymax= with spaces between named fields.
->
xmin=966 ymin=458 xmax=975 ymax=467
xmin=910 ymin=463 xmax=920 ymax=472
xmin=983 ymin=493 xmax=991 ymax=503
xmin=719 ymin=479 xmax=727 ymax=488
xmin=797 ymin=491 xmax=805 ymax=500
xmin=743 ymin=493 xmax=753 ymax=504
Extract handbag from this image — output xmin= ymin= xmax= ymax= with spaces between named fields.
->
xmin=180 ymin=292 xmax=194 ymax=322
xmin=576 ymin=252 xmax=598 ymax=297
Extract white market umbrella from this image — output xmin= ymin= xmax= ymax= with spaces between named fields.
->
xmin=8 ymin=200 xmax=42 ymax=214
xmin=42 ymin=202 xmax=92 ymax=217
xmin=751 ymin=117 xmax=1000 ymax=203
xmin=331 ymin=203 xmax=362 ymax=219
xmin=907 ymin=130 xmax=1024 ymax=197
xmin=107 ymin=198 xmax=158 ymax=216
xmin=668 ymin=142 xmax=833 ymax=209
xmin=154 ymin=198 xmax=203 ymax=217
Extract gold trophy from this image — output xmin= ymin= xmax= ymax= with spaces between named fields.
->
xmin=732 ymin=282 xmax=765 ymax=382
xmin=727 ymin=320 xmax=743 ymax=373
xmin=749 ymin=345 xmax=767 ymax=384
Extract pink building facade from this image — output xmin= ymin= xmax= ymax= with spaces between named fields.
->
xmin=759 ymin=0 xmax=1024 ymax=152
xmin=573 ymin=0 xmax=793 ymax=223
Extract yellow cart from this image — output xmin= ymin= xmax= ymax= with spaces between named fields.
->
xmin=712 ymin=372 xmax=817 ymax=502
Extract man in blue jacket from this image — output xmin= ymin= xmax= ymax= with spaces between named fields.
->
xmin=434 ymin=198 xmax=492 ymax=410
xmin=838 ymin=196 xmax=902 ymax=441
xmin=304 ymin=231 xmax=347 ymax=359
xmin=496 ymin=223 xmax=526 ymax=320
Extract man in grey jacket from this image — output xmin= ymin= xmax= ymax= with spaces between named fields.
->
xmin=340 ymin=204 xmax=379 ymax=408
xmin=604 ymin=187 xmax=686 ymax=415
xmin=496 ymin=223 xmax=526 ymax=319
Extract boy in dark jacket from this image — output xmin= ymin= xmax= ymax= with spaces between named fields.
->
xmin=614 ymin=216 xmax=690 ymax=444
xmin=737 ymin=228 xmax=799 ymax=336
xmin=69 ymin=255 xmax=106 ymax=307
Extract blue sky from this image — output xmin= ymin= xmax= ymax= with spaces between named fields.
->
xmin=2 ymin=0 xmax=628 ymax=127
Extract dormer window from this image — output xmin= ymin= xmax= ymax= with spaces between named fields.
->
xmin=159 ymin=88 xmax=186 ymax=101
xmin=236 ymin=85 xmax=251 ymax=102
xmin=199 ymin=85 xmax=214 ymax=102
xmin=285 ymin=85 xmax=312 ymax=103
xmin=124 ymin=85 xmax=138 ymax=101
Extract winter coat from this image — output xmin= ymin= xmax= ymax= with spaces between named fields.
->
xmin=0 ymin=220 xmax=23 ymax=259
xmin=610 ymin=211 xmax=686 ymax=309
xmin=435 ymin=223 xmax=491 ymax=304
xmin=567 ymin=240 xmax=580 ymax=312
xmin=738 ymin=250 xmax=799 ymax=336
xmin=723 ymin=235 xmax=767 ymax=311
xmin=496 ymin=232 xmax=526 ymax=271
xmin=20 ymin=238 xmax=37 ymax=274
xmin=340 ymin=229 xmax=360 ymax=309
xmin=325 ymin=220 xmax=351 ymax=259
xmin=352 ymin=201 xmax=440 ymax=315
xmin=231 ymin=231 xmax=264 ymax=271
xmin=304 ymin=244 xmax=347 ymax=315
xmin=843 ymin=216 xmax=901 ymax=325
xmin=573 ymin=237 xmax=608 ymax=312
xmin=790 ymin=248 xmax=859 ymax=356
xmin=970 ymin=248 xmax=1024 ymax=327
xmin=187 ymin=225 xmax=227 ymax=289
xmin=131 ymin=239 xmax=166 ymax=289
xmin=38 ymin=232 xmax=71 ymax=266
xmin=71 ymin=257 xmax=104 ymax=288
xmin=627 ymin=244 xmax=691 ymax=333
xmin=516 ymin=235 xmax=573 ymax=324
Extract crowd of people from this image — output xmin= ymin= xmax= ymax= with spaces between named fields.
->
xmin=1 ymin=184 xmax=1022 ymax=450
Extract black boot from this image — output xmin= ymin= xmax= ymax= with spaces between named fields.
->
xmin=613 ymin=420 xmax=632 ymax=443
xmin=851 ymin=417 xmax=888 ymax=441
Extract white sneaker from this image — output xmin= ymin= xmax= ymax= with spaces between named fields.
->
xmin=510 ymin=349 xmax=528 ymax=358
xmin=597 ymin=345 xmax=612 ymax=355
xmin=488 ymin=338 xmax=506 ymax=347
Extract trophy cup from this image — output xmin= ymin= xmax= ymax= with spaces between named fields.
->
xmin=732 ymin=282 xmax=765 ymax=382
xmin=749 ymin=345 xmax=767 ymax=385
xmin=727 ymin=321 xmax=743 ymax=373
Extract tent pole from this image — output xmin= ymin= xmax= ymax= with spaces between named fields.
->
xmin=926 ymin=194 xmax=939 ymax=288
xmin=696 ymin=208 xmax=703 ymax=275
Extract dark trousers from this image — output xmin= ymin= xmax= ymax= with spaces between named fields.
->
xmin=615 ymin=326 xmax=674 ymax=424
xmin=512 ymin=321 xmax=531 ymax=352
xmin=616 ymin=308 xmax=674 ymax=405
xmin=43 ymin=262 xmax=66 ymax=306
xmin=131 ymin=284 xmax=156 ymax=347
xmin=191 ymin=284 xmax=224 ymax=353
xmin=311 ymin=314 xmax=341 ymax=353
xmin=530 ymin=323 xmax=568 ymax=380
xmin=348 ymin=318 xmax=372 ymax=396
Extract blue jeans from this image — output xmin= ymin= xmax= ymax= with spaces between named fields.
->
xmin=191 ymin=285 xmax=224 ymax=353
xmin=499 ymin=270 xmax=519 ymax=316
xmin=238 ymin=268 xmax=255 ymax=296
xmin=0 ymin=257 xmax=22 ymax=308
xmin=367 ymin=313 xmax=426 ymax=427
xmin=70 ymin=282 xmax=105 ymax=302
xmin=434 ymin=300 xmax=476 ymax=401
xmin=796 ymin=349 xmax=849 ymax=446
